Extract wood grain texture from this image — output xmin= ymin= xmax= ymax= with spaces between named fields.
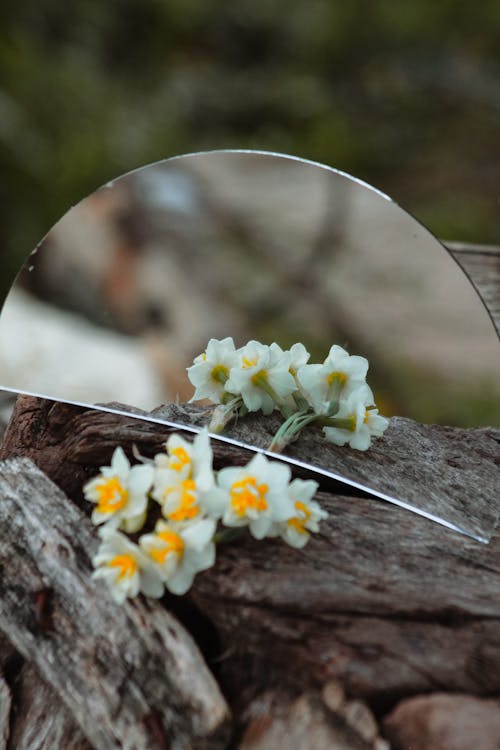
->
xmin=7 ymin=664 xmax=90 ymax=750
xmin=2 ymin=397 xmax=499 ymax=542
xmin=0 ymin=239 xmax=498 ymax=749
xmin=446 ymin=241 xmax=500 ymax=335
xmin=1 ymin=398 xmax=499 ymax=711
xmin=0 ymin=675 xmax=10 ymax=750
xmin=0 ymin=456 xmax=230 ymax=750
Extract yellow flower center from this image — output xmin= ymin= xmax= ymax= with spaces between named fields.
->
xmin=363 ymin=409 xmax=373 ymax=424
xmin=251 ymin=369 xmax=268 ymax=386
xmin=168 ymin=479 xmax=200 ymax=522
xmin=326 ymin=371 xmax=347 ymax=387
xmin=108 ymin=554 xmax=137 ymax=579
xmin=242 ymin=356 xmax=258 ymax=369
xmin=230 ymin=475 xmax=268 ymax=516
xmin=287 ymin=500 xmax=311 ymax=534
xmin=211 ymin=364 xmax=229 ymax=384
xmin=169 ymin=446 xmax=191 ymax=473
xmin=96 ymin=476 xmax=128 ymax=514
xmin=150 ymin=530 xmax=184 ymax=564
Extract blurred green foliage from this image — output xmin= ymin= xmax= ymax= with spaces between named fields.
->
xmin=1 ymin=0 xmax=500 ymax=303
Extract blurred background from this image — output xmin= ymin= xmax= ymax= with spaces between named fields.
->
xmin=0 ymin=0 xmax=499 ymax=426
xmin=2 ymin=0 xmax=500 ymax=299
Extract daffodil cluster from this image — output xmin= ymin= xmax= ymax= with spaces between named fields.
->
xmin=187 ymin=338 xmax=389 ymax=452
xmin=85 ymin=429 xmax=328 ymax=604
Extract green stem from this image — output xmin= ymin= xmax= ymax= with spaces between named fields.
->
xmin=268 ymin=409 xmax=317 ymax=452
xmin=315 ymin=415 xmax=356 ymax=431
xmin=214 ymin=527 xmax=246 ymax=544
xmin=292 ymin=391 xmax=310 ymax=411
xmin=252 ymin=371 xmax=295 ymax=419
xmin=209 ymin=396 xmax=244 ymax=433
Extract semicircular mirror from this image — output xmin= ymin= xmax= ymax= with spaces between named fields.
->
xmin=1 ymin=150 xmax=498 ymax=541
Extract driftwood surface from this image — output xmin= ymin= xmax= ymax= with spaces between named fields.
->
xmin=0 ymin=453 xmax=229 ymax=750
xmin=446 ymin=241 xmax=500 ymax=335
xmin=0 ymin=395 xmax=499 ymax=749
xmin=0 ymin=240 xmax=499 ymax=749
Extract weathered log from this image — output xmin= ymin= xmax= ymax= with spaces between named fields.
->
xmin=0 ymin=674 xmax=10 ymax=750
xmin=0 ymin=239 xmax=498 ymax=749
xmin=0 ymin=457 xmax=230 ymax=750
xmin=446 ymin=241 xmax=500 ymax=335
xmin=239 ymin=691 xmax=381 ymax=750
xmin=1 ymin=397 xmax=499 ymax=713
xmin=7 ymin=664 xmax=90 ymax=750
xmin=239 ymin=686 xmax=389 ymax=750
xmin=1 ymin=397 xmax=499 ymax=542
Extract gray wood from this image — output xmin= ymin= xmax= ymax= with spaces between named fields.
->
xmin=8 ymin=664 xmax=90 ymax=750
xmin=446 ymin=241 xmax=500 ymax=335
xmin=0 ymin=456 xmax=230 ymax=750
xmin=239 ymin=692 xmax=375 ymax=750
xmin=2 ymin=397 xmax=499 ymax=543
xmin=0 ymin=675 xmax=10 ymax=750
xmin=0 ymin=238 xmax=498 ymax=749
xmin=1 ymin=397 xmax=499 ymax=706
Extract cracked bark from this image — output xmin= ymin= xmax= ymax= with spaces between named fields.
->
xmin=0 ymin=396 xmax=499 ymax=734
xmin=0 ymin=237 xmax=498 ymax=748
xmin=0 ymin=455 xmax=230 ymax=750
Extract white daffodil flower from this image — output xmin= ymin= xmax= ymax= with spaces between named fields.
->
xmin=225 ymin=340 xmax=297 ymax=414
xmin=217 ymin=453 xmax=294 ymax=539
xmin=297 ymin=344 xmax=368 ymax=414
xmin=140 ymin=518 xmax=216 ymax=595
xmin=272 ymin=342 xmax=310 ymax=378
xmin=154 ymin=427 xmax=213 ymax=489
xmin=322 ymin=386 xmax=389 ymax=451
xmin=187 ymin=337 xmax=239 ymax=403
xmin=274 ymin=478 xmax=328 ymax=548
xmin=92 ymin=528 xmax=164 ymax=604
xmin=84 ymin=447 xmax=154 ymax=532
xmin=152 ymin=428 xmax=225 ymax=521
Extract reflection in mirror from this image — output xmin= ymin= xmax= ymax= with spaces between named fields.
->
xmin=0 ymin=151 xmax=498 ymax=540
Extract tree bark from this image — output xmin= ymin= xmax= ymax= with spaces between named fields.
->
xmin=0 ymin=396 xmax=499 ymax=749
xmin=445 ymin=241 xmax=500 ymax=335
xmin=0 ymin=240 xmax=499 ymax=748
xmin=0 ymin=455 xmax=230 ymax=750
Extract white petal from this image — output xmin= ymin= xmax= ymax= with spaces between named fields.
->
xmin=217 ymin=466 xmax=243 ymax=490
xmin=182 ymin=518 xmax=216 ymax=551
xmin=140 ymin=569 xmax=164 ymax=598
xmin=129 ymin=467 xmax=153 ymax=497
xmin=241 ymin=388 xmax=264 ymax=412
xmin=268 ymin=369 xmax=296 ymax=397
xmin=349 ymin=426 xmax=371 ymax=451
xmin=347 ymin=355 xmax=369 ymax=380
xmin=297 ymin=364 xmax=323 ymax=391
xmin=284 ymin=526 xmax=310 ymax=548
xmin=122 ymin=511 xmax=147 ymax=534
xmin=92 ymin=509 xmax=119 ymax=527
xmin=190 ymin=543 xmax=216 ymax=571
xmin=323 ymin=426 xmax=350 ymax=446
xmin=108 ymin=585 xmax=128 ymax=605
xmin=265 ymin=461 xmax=292 ymax=489
xmin=269 ymin=492 xmax=295 ymax=522
xmin=201 ymin=487 xmax=228 ymax=518
xmin=111 ymin=447 xmax=131 ymax=479
xmin=167 ymin=566 xmax=195 ymax=595
xmin=249 ymin=516 xmax=272 ymax=539
xmin=289 ymin=478 xmax=319 ymax=502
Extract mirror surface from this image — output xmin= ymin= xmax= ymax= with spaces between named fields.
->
xmin=1 ymin=150 xmax=498 ymax=540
